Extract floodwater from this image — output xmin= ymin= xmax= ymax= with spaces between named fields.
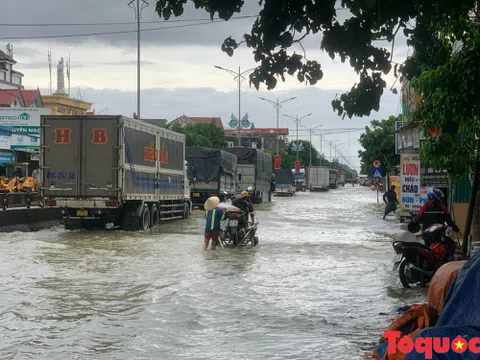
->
xmin=0 ymin=186 xmax=428 ymax=360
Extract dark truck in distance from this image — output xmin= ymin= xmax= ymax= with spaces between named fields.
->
xmin=40 ymin=115 xmax=192 ymax=231
xmin=186 ymin=147 xmax=237 ymax=208
xmin=223 ymin=147 xmax=273 ymax=203
xmin=273 ymin=169 xmax=295 ymax=196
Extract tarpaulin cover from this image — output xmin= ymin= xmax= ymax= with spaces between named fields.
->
xmin=274 ymin=169 xmax=294 ymax=185
xmin=427 ymin=260 xmax=467 ymax=313
xmin=404 ymin=250 xmax=480 ymax=359
xmin=223 ymin=148 xmax=272 ymax=182
xmin=186 ymin=147 xmax=237 ymax=182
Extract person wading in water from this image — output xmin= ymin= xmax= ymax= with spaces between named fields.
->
xmin=383 ymin=185 xmax=400 ymax=220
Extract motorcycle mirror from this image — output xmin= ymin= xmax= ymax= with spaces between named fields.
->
xmin=247 ymin=186 xmax=253 ymax=191
xmin=407 ymin=221 xmax=421 ymax=234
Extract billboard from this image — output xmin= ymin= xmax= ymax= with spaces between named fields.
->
xmin=0 ymin=108 xmax=52 ymax=136
xmin=400 ymin=153 xmax=426 ymax=216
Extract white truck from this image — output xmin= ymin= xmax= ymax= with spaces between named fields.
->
xmin=40 ymin=115 xmax=192 ymax=231
xmin=308 ymin=166 xmax=330 ymax=191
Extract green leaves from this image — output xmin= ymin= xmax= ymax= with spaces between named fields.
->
xmin=358 ymin=115 xmax=400 ymax=175
xmin=170 ymin=122 xmax=227 ymax=148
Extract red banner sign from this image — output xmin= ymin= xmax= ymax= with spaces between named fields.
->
xmin=274 ymin=155 xmax=281 ymax=169
xmin=295 ymin=160 xmax=301 ymax=172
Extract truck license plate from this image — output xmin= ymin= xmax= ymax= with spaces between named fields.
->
xmin=229 ymin=220 xmax=238 ymax=227
xmin=77 ymin=210 xmax=88 ymax=217
xmin=193 ymin=193 xmax=200 ymax=197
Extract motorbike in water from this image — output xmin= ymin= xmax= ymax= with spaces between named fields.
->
xmin=219 ymin=188 xmax=259 ymax=248
xmin=392 ymin=220 xmax=460 ymax=288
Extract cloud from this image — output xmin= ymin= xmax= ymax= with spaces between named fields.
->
xmin=36 ymin=85 xmax=400 ymax=168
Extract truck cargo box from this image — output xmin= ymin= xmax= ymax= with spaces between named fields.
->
xmin=40 ymin=115 xmax=190 ymax=231
xmin=186 ymin=147 xmax=237 ymax=206
xmin=308 ymin=166 xmax=330 ymax=191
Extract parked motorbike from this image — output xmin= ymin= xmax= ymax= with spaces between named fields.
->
xmin=392 ymin=221 xmax=457 ymax=288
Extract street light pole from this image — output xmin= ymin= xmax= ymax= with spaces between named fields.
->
xmin=283 ymin=112 xmax=313 ymax=163
xmin=300 ymin=124 xmax=323 ymax=165
xmin=128 ymin=0 xmax=149 ymax=121
xmin=259 ymin=96 xmax=297 ymax=154
xmin=215 ymin=65 xmax=256 ymax=146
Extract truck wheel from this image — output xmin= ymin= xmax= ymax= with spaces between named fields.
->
xmin=151 ymin=204 xmax=159 ymax=228
xmin=141 ymin=204 xmax=150 ymax=231
xmin=183 ymin=202 xmax=191 ymax=219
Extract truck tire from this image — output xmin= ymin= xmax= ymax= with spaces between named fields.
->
xmin=183 ymin=202 xmax=191 ymax=219
xmin=141 ymin=204 xmax=150 ymax=231
xmin=151 ymin=204 xmax=159 ymax=228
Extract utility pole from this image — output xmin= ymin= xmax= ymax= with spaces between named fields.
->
xmin=128 ymin=0 xmax=149 ymax=121
xmin=215 ymin=65 xmax=256 ymax=146
xmin=259 ymin=96 xmax=297 ymax=154
xmin=300 ymin=124 xmax=323 ymax=165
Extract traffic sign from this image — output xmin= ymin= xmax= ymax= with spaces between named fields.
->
xmin=372 ymin=168 xmax=383 ymax=178
xmin=372 ymin=159 xmax=382 ymax=168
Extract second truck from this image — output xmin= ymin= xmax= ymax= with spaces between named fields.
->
xmin=40 ymin=115 xmax=192 ymax=231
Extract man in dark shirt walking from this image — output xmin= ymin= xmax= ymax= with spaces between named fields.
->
xmin=383 ymin=185 xmax=400 ymax=220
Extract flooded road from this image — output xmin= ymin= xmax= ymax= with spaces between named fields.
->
xmin=0 ymin=186 xmax=427 ymax=359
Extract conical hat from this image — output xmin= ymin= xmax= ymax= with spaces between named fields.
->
xmin=204 ymin=196 xmax=220 ymax=211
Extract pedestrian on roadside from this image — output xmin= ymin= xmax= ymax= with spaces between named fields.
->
xmin=383 ymin=185 xmax=400 ymax=220
xmin=203 ymin=196 xmax=227 ymax=251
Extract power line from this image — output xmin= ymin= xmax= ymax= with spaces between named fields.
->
xmin=0 ymin=17 xmax=256 ymax=41
xmin=0 ymin=15 xmax=258 ymax=27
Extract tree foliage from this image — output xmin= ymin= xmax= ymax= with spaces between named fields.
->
xmin=358 ymin=115 xmax=400 ymax=176
xmin=170 ymin=122 xmax=227 ymax=148
xmin=157 ymin=0 xmax=480 ymax=178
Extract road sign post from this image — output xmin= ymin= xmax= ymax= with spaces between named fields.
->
xmin=372 ymin=159 xmax=382 ymax=168
xmin=372 ymin=168 xmax=383 ymax=179
xmin=274 ymin=155 xmax=281 ymax=169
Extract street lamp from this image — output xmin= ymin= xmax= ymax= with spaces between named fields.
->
xmin=301 ymin=124 xmax=323 ymax=166
xmin=259 ymin=96 xmax=297 ymax=154
xmin=215 ymin=65 xmax=256 ymax=146
xmin=283 ymin=113 xmax=313 ymax=162
xmin=128 ymin=0 xmax=149 ymax=121
xmin=329 ymin=140 xmax=340 ymax=162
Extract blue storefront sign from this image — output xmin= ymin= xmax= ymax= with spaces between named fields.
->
xmin=0 ymin=150 xmax=15 ymax=163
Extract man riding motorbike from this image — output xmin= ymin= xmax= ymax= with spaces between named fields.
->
xmin=232 ymin=190 xmax=255 ymax=225
xmin=412 ymin=187 xmax=460 ymax=260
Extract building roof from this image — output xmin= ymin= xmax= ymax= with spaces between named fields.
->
xmin=0 ymin=89 xmax=23 ymax=106
xmin=0 ymin=50 xmax=16 ymax=64
xmin=21 ymin=90 xmax=42 ymax=107
xmin=224 ymin=128 xmax=289 ymax=136
xmin=12 ymin=70 xmax=24 ymax=76
xmin=169 ymin=115 xmax=224 ymax=130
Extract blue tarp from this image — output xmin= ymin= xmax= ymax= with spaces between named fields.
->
xmin=404 ymin=250 xmax=480 ymax=359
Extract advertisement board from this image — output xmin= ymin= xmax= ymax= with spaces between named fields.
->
xmin=400 ymin=154 xmax=425 ymax=216
xmin=10 ymin=134 xmax=40 ymax=149
xmin=0 ymin=127 xmax=11 ymax=150
xmin=0 ymin=150 xmax=15 ymax=163
xmin=420 ymin=161 xmax=449 ymax=188
xmin=0 ymin=108 xmax=52 ymax=136
xmin=389 ymin=175 xmax=401 ymax=201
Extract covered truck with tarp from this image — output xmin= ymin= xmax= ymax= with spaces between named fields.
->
xmin=223 ymin=147 xmax=273 ymax=203
xmin=185 ymin=147 xmax=237 ymax=207
xmin=273 ymin=169 xmax=295 ymax=196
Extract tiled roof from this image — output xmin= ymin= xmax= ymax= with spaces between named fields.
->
xmin=169 ymin=115 xmax=224 ymax=130
xmin=21 ymin=90 xmax=41 ymax=107
xmin=0 ymin=89 xmax=21 ymax=106
xmin=0 ymin=50 xmax=16 ymax=64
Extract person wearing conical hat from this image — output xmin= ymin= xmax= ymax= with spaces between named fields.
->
xmin=203 ymin=196 xmax=227 ymax=251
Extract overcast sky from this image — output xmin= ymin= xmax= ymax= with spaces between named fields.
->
xmin=1 ymin=0 xmax=409 ymax=170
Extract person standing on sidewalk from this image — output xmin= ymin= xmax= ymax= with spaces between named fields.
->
xmin=383 ymin=185 xmax=399 ymax=220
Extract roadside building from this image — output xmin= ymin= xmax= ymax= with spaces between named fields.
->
xmin=224 ymin=128 xmax=289 ymax=152
xmin=168 ymin=115 xmax=224 ymax=130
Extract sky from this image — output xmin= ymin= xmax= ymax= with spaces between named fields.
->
xmin=1 ymin=0 xmax=409 ymax=171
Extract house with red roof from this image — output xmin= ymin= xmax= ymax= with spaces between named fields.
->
xmin=0 ymin=89 xmax=43 ymax=108
xmin=168 ymin=115 xmax=224 ymax=130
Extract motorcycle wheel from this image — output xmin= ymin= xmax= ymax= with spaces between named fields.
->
xmin=232 ymin=231 xmax=238 ymax=246
xmin=399 ymin=259 xmax=424 ymax=288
